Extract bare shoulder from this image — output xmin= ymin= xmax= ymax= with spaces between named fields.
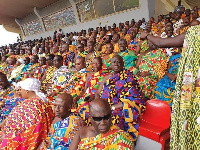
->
xmin=79 ymin=126 xmax=96 ymax=139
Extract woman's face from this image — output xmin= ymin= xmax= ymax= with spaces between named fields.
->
xmin=15 ymin=87 xmax=22 ymax=97
xmin=20 ymin=88 xmax=28 ymax=99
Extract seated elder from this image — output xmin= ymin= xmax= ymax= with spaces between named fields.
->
xmin=39 ymin=93 xmax=85 ymax=149
xmin=69 ymin=98 xmax=134 ymax=150
xmin=0 ymin=78 xmax=53 ymax=149
xmin=97 ymin=55 xmax=146 ymax=147
xmin=76 ymin=57 xmax=109 ymax=123
xmin=65 ymin=57 xmax=89 ymax=100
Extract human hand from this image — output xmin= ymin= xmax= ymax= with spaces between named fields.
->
xmin=140 ymin=71 xmax=151 ymax=77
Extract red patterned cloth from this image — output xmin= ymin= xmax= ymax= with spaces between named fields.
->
xmin=0 ymin=98 xmax=53 ymax=149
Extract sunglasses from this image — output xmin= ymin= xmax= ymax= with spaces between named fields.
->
xmin=92 ymin=114 xmax=111 ymax=122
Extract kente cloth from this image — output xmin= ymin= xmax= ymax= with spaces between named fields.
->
xmin=179 ymin=26 xmax=189 ymax=34
xmin=0 ymin=97 xmax=24 ymax=123
xmin=8 ymin=64 xmax=25 ymax=82
xmin=101 ymin=69 xmax=145 ymax=145
xmin=170 ymin=25 xmax=200 ymax=149
xmin=128 ymin=38 xmax=138 ymax=52
xmin=0 ymin=62 xmax=7 ymax=73
xmin=77 ymin=70 xmax=109 ymax=122
xmin=42 ymin=66 xmax=57 ymax=85
xmin=113 ymin=43 xmax=120 ymax=53
xmin=41 ymin=114 xmax=85 ymax=150
xmin=86 ymin=51 xmax=101 ymax=71
xmin=136 ymin=49 xmax=167 ymax=99
xmin=22 ymin=63 xmax=39 ymax=79
xmin=52 ymin=66 xmax=73 ymax=88
xmin=0 ymin=97 xmax=53 ymax=149
xmin=76 ymin=51 xmax=87 ymax=59
xmin=64 ymin=52 xmax=75 ymax=68
xmin=78 ymin=125 xmax=134 ymax=150
xmin=173 ymin=19 xmax=183 ymax=33
xmin=140 ymin=40 xmax=149 ymax=53
xmin=155 ymin=54 xmax=181 ymax=106
xmin=33 ymin=65 xmax=47 ymax=80
xmin=65 ymin=68 xmax=89 ymax=99
xmin=4 ymin=65 xmax=16 ymax=79
xmin=118 ymin=49 xmax=137 ymax=74
xmin=120 ymin=34 xmax=131 ymax=44
xmin=102 ymin=53 xmax=114 ymax=70
xmin=0 ymin=86 xmax=14 ymax=109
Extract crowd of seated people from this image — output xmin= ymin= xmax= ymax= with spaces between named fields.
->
xmin=0 ymin=4 xmax=199 ymax=149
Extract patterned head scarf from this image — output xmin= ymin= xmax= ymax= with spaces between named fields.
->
xmin=17 ymin=78 xmax=48 ymax=103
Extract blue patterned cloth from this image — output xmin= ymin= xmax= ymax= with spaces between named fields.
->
xmin=101 ymin=69 xmax=146 ymax=146
xmin=155 ymin=54 xmax=181 ymax=106
xmin=46 ymin=114 xmax=85 ymax=150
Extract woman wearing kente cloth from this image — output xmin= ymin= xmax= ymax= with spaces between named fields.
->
xmin=76 ymin=57 xmax=109 ymax=123
xmin=140 ymin=24 xmax=200 ymax=149
xmin=0 ymin=78 xmax=53 ymax=149
xmin=97 ymin=55 xmax=146 ymax=147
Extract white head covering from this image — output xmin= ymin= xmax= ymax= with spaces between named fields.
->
xmin=17 ymin=78 xmax=48 ymax=103
xmin=17 ymin=59 xmax=25 ymax=64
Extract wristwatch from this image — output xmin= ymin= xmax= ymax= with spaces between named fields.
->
xmin=111 ymin=106 xmax=116 ymax=111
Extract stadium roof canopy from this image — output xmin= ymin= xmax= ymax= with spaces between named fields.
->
xmin=0 ymin=0 xmax=59 ymax=28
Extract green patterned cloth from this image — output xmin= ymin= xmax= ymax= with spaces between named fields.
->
xmin=170 ymin=25 xmax=200 ymax=150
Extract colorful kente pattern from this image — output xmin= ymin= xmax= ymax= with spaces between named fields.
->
xmin=118 ymin=49 xmax=137 ymax=74
xmin=77 ymin=70 xmax=109 ymax=122
xmin=102 ymin=53 xmax=114 ymax=70
xmin=65 ymin=68 xmax=89 ymax=98
xmin=0 ymin=98 xmax=53 ymax=149
xmin=0 ymin=97 xmax=24 ymax=123
xmin=155 ymin=54 xmax=181 ymax=106
xmin=101 ymin=69 xmax=146 ymax=146
xmin=78 ymin=125 xmax=134 ymax=150
xmin=41 ymin=114 xmax=85 ymax=150
xmin=136 ymin=48 xmax=167 ymax=99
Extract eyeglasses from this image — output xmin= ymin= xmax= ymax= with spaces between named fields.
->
xmin=92 ymin=114 xmax=111 ymax=122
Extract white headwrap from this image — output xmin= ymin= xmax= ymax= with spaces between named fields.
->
xmin=17 ymin=78 xmax=48 ymax=103
xmin=17 ymin=59 xmax=25 ymax=64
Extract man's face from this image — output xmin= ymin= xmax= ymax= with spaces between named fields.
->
xmin=39 ymin=57 xmax=46 ymax=66
xmin=0 ymin=76 xmax=8 ymax=89
xmin=87 ymin=42 xmax=94 ymax=53
xmin=106 ymin=44 xmax=113 ymax=54
xmin=24 ymin=57 xmax=30 ymax=65
xmin=53 ymin=56 xmax=62 ymax=68
xmin=111 ymin=56 xmax=124 ymax=73
xmin=54 ymin=98 xmax=68 ymax=118
xmin=75 ymin=58 xmax=85 ymax=71
xmin=20 ymin=49 xmax=25 ymax=55
xmin=30 ymin=56 xmax=38 ymax=64
xmin=92 ymin=58 xmax=102 ymax=72
xmin=90 ymin=109 xmax=112 ymax=134
xmin=165 ymin=26 xmax=173 ymax=37
xmin=118 ymin=40 xmax=127 ymax=51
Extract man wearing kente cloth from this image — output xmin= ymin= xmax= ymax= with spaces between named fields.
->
xmin=97 ymin=55 xmax=146 ymax=147
xmin=117 ymin=38 xmax=137 ymax=74
xmin=65 ymin=57 xmax=89 ymax=100
xmin=39 ymin=93 xmax=85 ymax=150
xmin=69 ymin=98 xmax=134 ymax=150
